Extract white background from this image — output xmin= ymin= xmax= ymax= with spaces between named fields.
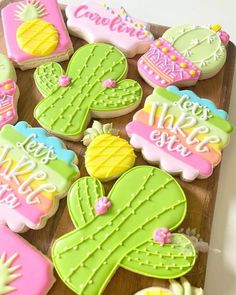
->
xmin=58 ymin=1 xmax=236 ymax=294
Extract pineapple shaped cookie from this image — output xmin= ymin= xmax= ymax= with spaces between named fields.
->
xmin=0 ymin=53 xmax=19 ymax=128
xmin=2 ymin=0 xmax=73 ymax=70
xmin=34 ymin=43 xmax=143 ymax=141
xmin=52 ymin=166 xmax=196 ymax=295
xmin=83 ymin=121 xmax=136 ymax=182
xmin=138 ymin=24 xmax=230 ymax=87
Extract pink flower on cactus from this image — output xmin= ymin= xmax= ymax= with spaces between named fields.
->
xmin=58 ymin=75 xmax=71 ymax=87
xmin=218 ymin=30 xmax=230 ymax=46
xmin=102 ymin=78 xmax=117 ymax=89
xmin=0 ymin=80 xmax=16 ymax=98
xmin=153 ymin=227 xmax=172 ymax=246
xmin=95 ymin=197 xmax=112 ymax=215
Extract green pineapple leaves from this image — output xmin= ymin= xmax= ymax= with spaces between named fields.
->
xmin=52 ymin=166 xmax=196 ymax=295
xmin=34 ymin=43 xmax=142 ymax=141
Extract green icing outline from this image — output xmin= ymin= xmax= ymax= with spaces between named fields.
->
xmin=52 ymin=166 xmax=196 ymax=294
xmin=34 ymin=43 xmax=143 ymax=140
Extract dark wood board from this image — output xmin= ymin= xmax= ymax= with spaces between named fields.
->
xmin=0 ymin=5 xmax=235 ymax=294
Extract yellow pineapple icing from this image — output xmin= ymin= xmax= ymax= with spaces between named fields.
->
xmin=16 ymin=18 xmax=59 ymax=56
xmin=85 ymin=134 xmax=136 ymax=181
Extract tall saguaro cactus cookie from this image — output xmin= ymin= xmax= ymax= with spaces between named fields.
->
xmin=138 ymin=24 xmax=230 ymax=88
xmin=34 ymin=43 xmax=143 ymax=141
xmin=52 ymin=166 xmax=196 ymax=295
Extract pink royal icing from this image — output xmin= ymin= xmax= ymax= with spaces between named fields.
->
xmin=102 ymin=78 xmax=117 ymax=88
xmin=138 ymin=38 xmax=201 ymax=88
xmin=1 ymin=0 xmax=73 ymax=63
xmin=218 ymin=30 xmax=230 ymax=46
xmin=58 ymin=75 xmax=71 ymax=87
xmin=95 ymin=196 xmax=112 ymax=215
xmin=153 ymin=227 xmax=172 ymax=246
xmin=0 ymin=225 xmax=55 ymax=294
xmin=65 ymin=1 xmax=154 ymax=57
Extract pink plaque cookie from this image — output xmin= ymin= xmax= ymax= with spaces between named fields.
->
xmin=0 ymin=225 xmax=55 ymax=295
xmin=1 ymin=0 xmax=74 ymax=70
xmin=65 ymin=1 xmax=154 ymax=58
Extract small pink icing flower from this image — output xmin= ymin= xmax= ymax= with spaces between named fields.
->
xmin=153 ymin=227 xmax=172 ymax=246
xmin=218 ymin=30 xmax=230 ymax=46
xmin=0 ymin=80 xmax=16 ymax=98
xmin=95 ymin=197 xmax=112 ymax=215
xmin=58 ymin=75 xmax=71 ymax=87
xmin=102 ymin=78 xmax=117 ymax=89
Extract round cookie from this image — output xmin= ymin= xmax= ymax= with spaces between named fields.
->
xmin=52 ymin=166 xmax=196 ymax=295
xmin=138 ymin=24 xmax=229 ymax=88
xmin=34 ymin=43 xmax=143 ymax=141
xmin=126 ymin=86 xmax=233 ymax=181
xmin=0 ymin=121 xmax=79 ymax=232
xmin=0 ymin=53 xmax=19 ymax=128
xmin=83 ymin=121 xmax=136 ymax=182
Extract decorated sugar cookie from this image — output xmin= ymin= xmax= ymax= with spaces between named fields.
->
xmin=65 ymin=1 xmax=154 ymax=58
xmin=138 ymin=24 xmax=229 ymax=88
xmin=126 ymin=86 xmax=233 ymax=181
xmin=52 ymin=166 xmax=196 ymax=295
xmin=0 ymin=54 xmax=19 ymax=128
xmin=135 ymin=277 xmax=204 ymax=295
xmin=0 ymin=121 xmax=79 ymax=232
xmin=83 ymin=121 xmax=136 ymax=182
xmin=1 ymin=0 xmax=73 ymax=70
xmin=0 ymin=225 xmax=55 ymax=295
xmin=34 ymin=43 xmax=143 ymax=141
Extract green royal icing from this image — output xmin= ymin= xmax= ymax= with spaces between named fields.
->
xmin=163 ymin=25 xmax=227 ymax=77
xmin=52 ymin=166 xmax=196 ymax=295
xmin=34 ymin=43 xmax=143 ymax=140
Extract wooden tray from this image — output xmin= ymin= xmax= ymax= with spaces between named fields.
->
xmin=0 ymin=8 xmax=235 ymax=294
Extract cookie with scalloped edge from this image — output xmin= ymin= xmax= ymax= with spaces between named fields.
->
xmin=0 ymin=121 xmax=79 ymax=232
xmin=34 ymin=43 xmax=143 ymax=141
xmin=52 ymin=166 xmax=196 ymax=295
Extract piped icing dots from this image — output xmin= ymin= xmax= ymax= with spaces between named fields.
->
xmin=126 ymin=86 xmax=233 ymax=181
xmin=52 ymin=166 xmax=196 ymax=294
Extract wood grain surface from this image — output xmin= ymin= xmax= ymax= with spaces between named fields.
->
xmin=0 ymin=4 xmax=236 ymax=294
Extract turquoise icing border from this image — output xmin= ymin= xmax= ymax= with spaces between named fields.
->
xmin=167 ymin=86 xmax=228 ymax=119
xmin=13 ymin=121 xmax=77 ymax=168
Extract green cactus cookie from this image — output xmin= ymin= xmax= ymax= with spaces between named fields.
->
xmin=52 ymin=166 xmax=196 ymax=295
xmin=34 ymin=43 xmax=143 ymax=141
xmin=163 ymin=24 xmax=228 ymax=79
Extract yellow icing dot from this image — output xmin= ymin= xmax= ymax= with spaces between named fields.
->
xmin=16 ymin=18 xmax=59 ymax=57
xmin=144 ymin=289 xmax=172 ymax=295
xmin=155 ymin=40 xmax=162 ymax=46
xmin=180 ymin=63 xmax=187 ymax=69
xmin=170 ymin=55 xmax=177 ymax=61
xmin=162 ymin=47 xmax=169 ymax=53
xmin=189 ymin=70 xmax=196 ymax=76
xmin=85 ymin=134 xmax=136 ymax=181
xmin=4 ymin=84 xmax=12 ymax=90
xmin=210 ymin=23 xmax=222 ymax=33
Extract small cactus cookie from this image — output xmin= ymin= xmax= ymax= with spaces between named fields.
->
xmin=135 ymin=277 xmax=204 ymax=295
xmin=52 ymin=166 xmax=196 ymax=295
xmin=34 ymin=43 xmax=143 ymax=141
xmin=82 ymin=121 xmax=136 ymax=182
xmin=126 ymin=86 xmax=233 ymax=181
xmin=65 ymin=1 xmax=154 ymax=58
xmin=0 ymin=225 xmax=55 ymax=295
xmin=1 ymin=0 xmax=73 ymax=70
xmin=0 ymin=54 xmax=19 ymax=128
xmin=0 ymin=121 xmax=79 ymax=232
xmin=138 ymin=24 xmax=229 ymax=88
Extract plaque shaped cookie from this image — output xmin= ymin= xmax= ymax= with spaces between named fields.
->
xmin=65 ymin=1 xmax=154 ymax=58
xmin=52 ymin=166 xmax=196 ymax=294
xmin=0 ymin=225 xmax=55 ymax=295
xmin=0 ymin=121 xmax=79 ymax=232
xmin=126 ymin=86 xmax=233 ymax=181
